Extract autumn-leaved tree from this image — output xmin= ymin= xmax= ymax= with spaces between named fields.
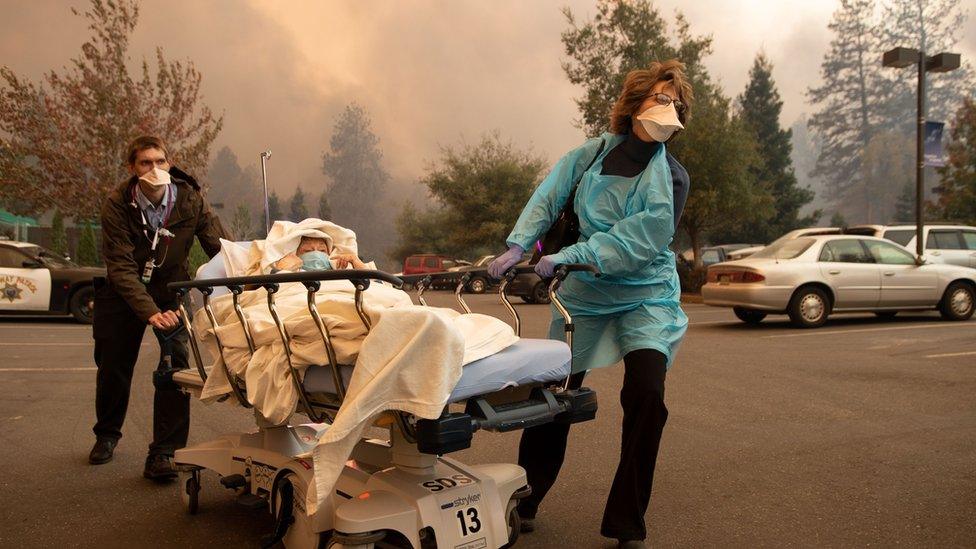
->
xmin=0 ymin=0 xmax=222 ymax=221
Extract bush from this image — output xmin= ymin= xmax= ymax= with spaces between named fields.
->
xmin=50 ymin=210 xmax=68 ymax=255
xmin=77 ymin=222 xmax=100 ymax=266
xmin=187 ymin=238 xmax=209 ymax=276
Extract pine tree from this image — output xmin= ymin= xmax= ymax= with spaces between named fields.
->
xmin=807 ymin=0 xmax=883 ymax=211
xmin=318 ymin=193 xmax=332 ymax=220
xmin=830 ymin=212 xmax=848 ymax=229
xmin=267 ymin=191 xmax=282 ymax=228
xmin=230 ymin=203 xmax=252 ymax=240
xmin=50 ymin=209 xmax=67 ymax=256
xmin=894 ymin=182 xmax=915 ymax=222
xmin=932 ymin=98 xmax=976 ymax=224
xmin=734 ymin=53 xmax=818 ymax=242
xmin=322 ymin=103 xmax=391 ymax=256
xmin=77 ymin=222 xmax=99 ymax=266
xmin=288 ymin=186 xmax=308 ymax=222
xmin=880 ymin=0 xmax=976 ymax=132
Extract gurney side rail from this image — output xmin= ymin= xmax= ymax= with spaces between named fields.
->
xmin=168 ymin=270 xmax=403 ymax=422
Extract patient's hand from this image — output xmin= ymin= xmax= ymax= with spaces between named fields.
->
xmin=274 ymin=253 xmax=303 ymax=272
xmin=333 ymin=253 xmax=366 ymax=270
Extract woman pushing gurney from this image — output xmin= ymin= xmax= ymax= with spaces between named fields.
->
xmin=489 ymin=59 xmax=692 ymax=549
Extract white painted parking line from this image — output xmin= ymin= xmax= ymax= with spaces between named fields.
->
xmin=924 ymin=351 xmax=976 ymax=359
xmin=0 ymin=368 xmax=97 ymax=372
xmin=763 ymin=323 xmax=975 ymax=338
xmin=689 ymin=320 xmax=737 ymax=327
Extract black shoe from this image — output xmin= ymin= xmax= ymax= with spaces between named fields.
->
xmin=618 ymin=540 xmax=646 ymax=549
xmin=519 ymin=517 xmax=535 ymax=533
xmin=88 ymin=438 xmax=117 ymax=465
xmin=143 ymin=454 xmax=178 ymax=481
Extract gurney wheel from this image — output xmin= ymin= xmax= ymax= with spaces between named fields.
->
xmin=274 ymin=473 xmax=325 ymax=549
xmin=180 ymin=470 xmax=201 ymax=515
xmin=501 ymin=498 xmax=520 ymax=549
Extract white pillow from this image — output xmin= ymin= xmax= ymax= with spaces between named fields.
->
xmin=195 ymin=240 xmax=253 ymax=297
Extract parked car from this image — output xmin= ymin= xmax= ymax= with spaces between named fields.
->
xmin=451 ymin=255 xmax=497 ymax=294
xmin=847 ymin=223 xmax=976 ymax=268
xmin=499 ymin=254 xmax=549 ymax=303
xmin=401 ymin=254 xmax=472 ymax=289
xmin=676 ymin=243 xmax=764 ymax=293
xmin=0 ymin=240 xmax=104 ymax=323
xmin=701 ymin=234 xmax=976 ymax=328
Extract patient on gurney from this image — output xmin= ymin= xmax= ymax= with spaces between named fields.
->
xmin=194 ymin=218 xmax=519 ymax=426
xmin=269 ymin=235 xmax=367 ymax=273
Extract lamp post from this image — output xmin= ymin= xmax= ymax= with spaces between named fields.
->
xmin=260 ymin=150 xmax=272 ymax=236
xmin=882 ymin=47 xmax=960 ymax=261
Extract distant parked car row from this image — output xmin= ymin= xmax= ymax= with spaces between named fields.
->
xmin=701 ymin=234 xmax=975 ymax=328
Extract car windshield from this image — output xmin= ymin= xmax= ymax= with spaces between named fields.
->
xmin=749 ymin=237 xmax=815 ymax=260
xmin=25 ymin=245 xmax=77 ymax=268
xmin=883 ymin=229 xmax=915 ymax=247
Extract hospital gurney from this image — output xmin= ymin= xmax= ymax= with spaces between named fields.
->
xmin=167 ymin=264 xmax=598 ymax=549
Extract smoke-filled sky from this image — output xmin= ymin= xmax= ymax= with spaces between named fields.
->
xmin=2 ymin=0 xmax=975 ymax=202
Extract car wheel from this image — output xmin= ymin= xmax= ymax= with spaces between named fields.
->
xmin=787 ymin=286 xmax=830 ymax=328
xmin=874 ymin=311 xmax=898 ymax=319
xmin=939 ymin=281 xmax=975 ymax=321
xmin=532 ymin=281 xmax=551 ymax=304
xmin=468 ymin=277 xmax=487 ymax=294
xmin=519 ymin=295 xmax=536 ymax=304
xmin=69 ymin=285 xmax=95 ymax=324
xmin=733 ymin=306 xmax=767 ymax=324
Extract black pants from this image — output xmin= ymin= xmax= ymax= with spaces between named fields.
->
xmin=92 ymin=293 xmax=190 ymax=457
xmin=517 ymin=348 xmax=668 ymax=541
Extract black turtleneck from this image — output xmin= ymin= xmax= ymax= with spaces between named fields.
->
xmin=597 ymin=132 xmax=691 ymax=229
xmin=600 ymin=131 xmax=661 ymax=178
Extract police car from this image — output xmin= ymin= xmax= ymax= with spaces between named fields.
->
xmin=0 ymin=239 xmax=104 ymax=323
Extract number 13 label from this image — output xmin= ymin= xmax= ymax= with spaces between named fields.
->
xmin=456 ymin=506 xmax=482 ymax=537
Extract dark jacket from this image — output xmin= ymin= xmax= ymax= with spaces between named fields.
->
xmin=98 ymin=167 xmax=229 ymax=321
xmin=667 ymin=152 xmax=690 ymax=229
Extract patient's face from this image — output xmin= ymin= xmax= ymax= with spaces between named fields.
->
xmin=297 ymin=237 xmax=330 ymax=255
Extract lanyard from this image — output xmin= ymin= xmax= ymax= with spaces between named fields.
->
xmin=131 ymin=185 xmax=176 ymax=250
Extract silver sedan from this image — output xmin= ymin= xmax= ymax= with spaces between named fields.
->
xmin=701 ymin=235 xmax=976 ymax=328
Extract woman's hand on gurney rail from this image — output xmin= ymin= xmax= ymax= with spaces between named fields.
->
xmin=534 ymin=255 xmax=557 ymax=278
xmin=488 ymin=245 xmax=524 ymax=279
xmin=148 ymin=310 xmax=181 ymax=330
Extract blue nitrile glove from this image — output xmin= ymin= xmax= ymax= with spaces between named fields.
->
xmin=488 ymin=245 xmax=524 ymax=279
xmin=534 ymin=255 xmax=557 ymax=278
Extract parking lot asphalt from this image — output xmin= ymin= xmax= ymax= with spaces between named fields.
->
xmin=1 ymin=293 xmax=974 ymax=548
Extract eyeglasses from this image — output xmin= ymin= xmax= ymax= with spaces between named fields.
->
xmin=650 ymin=93 xmax=685 ymax=113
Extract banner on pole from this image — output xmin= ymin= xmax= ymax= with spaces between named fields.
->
xmin=924 ymin=121 xmax=946 ymax=167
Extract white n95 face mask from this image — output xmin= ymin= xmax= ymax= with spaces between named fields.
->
xmin=635 ymin=103 xmax=684 ymax=143
xmin=139 ymin=166 xmax=172 ymax=187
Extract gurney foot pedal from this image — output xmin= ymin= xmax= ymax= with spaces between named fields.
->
xmin=416 ymin=413 xmax=474 ymax=455
xmin=554 ymin=388 xmax=598 ymax=424
xmin=220 ymin=474 xmax=246 ymax=490
xmin=237 ymin=493 xmax=266 ymax=510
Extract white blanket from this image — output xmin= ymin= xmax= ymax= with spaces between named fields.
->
xmin=193 ymin=219 xmax=518 ymax=513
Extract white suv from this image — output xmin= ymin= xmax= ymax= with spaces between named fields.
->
xmin=848 ymin=224 xmax=976 ymax=268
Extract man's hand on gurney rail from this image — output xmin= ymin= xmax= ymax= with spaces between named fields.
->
xmin=148 ymin=310 xmax=181 ymax=330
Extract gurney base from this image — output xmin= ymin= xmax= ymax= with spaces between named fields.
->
xmin=174 ymin=421 xmax=525 ymax=549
